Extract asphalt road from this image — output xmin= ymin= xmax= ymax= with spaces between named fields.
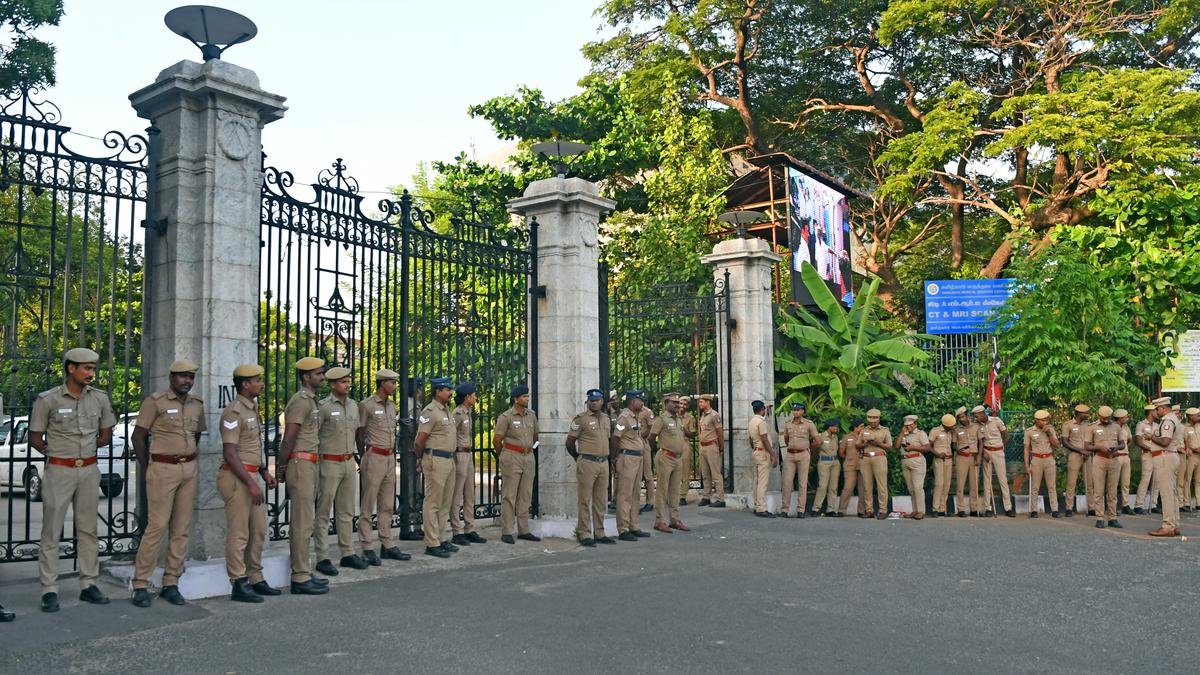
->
xmin=2 ymin=505 xmax=1199 ymax=674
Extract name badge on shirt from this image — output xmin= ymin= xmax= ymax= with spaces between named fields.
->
xmin=58 ymin=408 xmax=73 ymax=414
xmin=331 ymin=411 xmax=341 ymax=416
xmin=513 ymin=420 xmax=521 ymax=427
xmin=1031 ymin=433 xmax=1039 ymax=440
xmin=166 ymin=408 xmax=179 ymax=414
xmin=374 ymin=410 xmax=383 ymax=415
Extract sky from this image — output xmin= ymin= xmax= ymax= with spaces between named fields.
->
xmin=37 ymin=0 xmax=602 ymax=199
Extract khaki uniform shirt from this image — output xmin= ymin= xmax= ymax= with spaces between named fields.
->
xmin=698 ymin=409 xmax=722 ymax=446
xmin=841 ymin=435 xmax=860 ymax=466
xmin=284 ymin=389 xmax=321 ymax=451
xmin=1135 ymin=419 xmax=1158 ymax=451
xmin=1158 ymin=413 xmax=1183 ymax=452
xmin=900 ymin=429 xmax=929 ymax=454
xmin=358 ymin=394 xmax=398 ymax=449
xmin=30 ymin=384 xmax=117 ymax=459
xmin=979 ymin=417 xmax=1007 ymax=449
xmin=568 ymin=410 xmax=610 ymax=457
xmin=784 ymin=417 xmax=820 ymax=451
xmin=317 ymin=395 xmax=359 ymax=455
xmin=1024 ymin=426 xmax=1054 ymax=456
xmin=1061 ymin=419 xmax=1090 ymax=453
xmin=136 ymin=389 xmax=206 ymax=455
xmin=929 ymin=426 xmax=955 ymax=458
xmin=651 ymin=412 xmax=689 ymax=455
xmin=495 ymin=407 xmax=538 ymax=450
xmin=955 ymin=422 xmax=980 ymax=455
xmin=1117 ymin=424 xmax=1131 ymax=453
xmin=1089 ymin=420 xmax=1120 ymax=452
xmin=418 ymin=399 xmax=456 ymax=451
xmin=859 ymin=425 xmax=892 ymax=455
xmin=637 ymin=408 xmax=654 ymax=447
xmin=1184 ymin=422 xmax=1200 ymax=452
xmin=452 ymin=404 xmax=473 ymax=449
xmin=748 ymin=415 xmax=770 ymax=450
xmin=614 ymin=409 xmax=644 ymax=451
xmin=220 ymin=394 xmax=264 ymax=466
xmin=817 ymin=430 xmax=839 ymax=460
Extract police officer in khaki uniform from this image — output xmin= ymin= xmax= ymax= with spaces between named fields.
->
xmin=953 ymin=407 xmax=981 ymax=517
xmin=748 ymin=400 xmax=776 ymax=517
xmin=929 ymin=414 xmax=956 ymax=517
xmin=695 ymin=394 xmax=725 ymax=507
xmin=356 ymin=368 xmax=411 ymax=564
xmin=638 ymin=398 xmax=656 ymax=513
xmin=1023 ymin=410 xmax=1061 ymax=518
xmin=836 ymin=419 xmax=866 ymax=517
xmin=495 ymin=384 xmax=540 ymax=544
xmin=1087 ymin=405 xmax=1123 ymax=528
xmin=895 ymin=415 xmax=929 ymax=520
xmin=857 ymin=409 xmax=891 ymax=519
xmin=1178 ymin=406 xmax=1198 ymax=514
xmin=812 ymin=419 xmax=841 ymax=516
xmin=450 ymin=382 xmax=486 ymax=547
xmin=649 ymin=392 xmax=694 ymax=532
xmin=313 ymin=366 xmax=366 ymax=575
xmin=1149 ymin=396 xmax=1183 ymax=537
xmin=567 ymin=388 xmax=615 ymax=546
xmin=1184 ymin=408 xmax=1200 ymax=510
xmin=130 ymin=359 xmax=206 ymax=608
xmin=29 ymin=347 xmax=117 ymax=612
xmin=277 ymin=356 xmax=329 ymax=594
xmin=1114 ymin=409 xmax=1134 ymax=515
xmin=1062 ymin=404 xmax=1094 ymax=517
xmin=612 ymin=391 xmax=651 ymax=540
xmin=415 ymin=377 xmax=459 ymax=556
xmin=1134 ymin=404 xmax=1160 ymax=514
xmin=678 ymin=395 xmax=696 ymax=505
xmin=780 ymin=403 xmax=819 ymax=518
xmin=975 ymin=405 xmax=1014 ymax=517
xmin=218 ymin=364 xmax=283 ymax=602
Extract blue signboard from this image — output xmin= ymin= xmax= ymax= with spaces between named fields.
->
xmin=924 ymin=279 xmax=1015 ymax=334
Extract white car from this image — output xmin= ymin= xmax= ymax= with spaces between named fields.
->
xmin=0 ymin=415 xmax=130 ymax=500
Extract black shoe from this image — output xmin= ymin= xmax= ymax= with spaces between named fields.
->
xmin=1087 ymin=510 xmax=1097 ymax=517
xmin=875 ymin=512 xmax=887 ymax=520
xmin=679 ymin=498 xmax=687 ymax=506
xmin=315 ymin=559 xmax=339 ymax=576
xmin=1030 ymin=512 xmax=1039 ymax=519
xmin=710 ymin=500 xmax=726 ymax=508
xmin=1134 ymin=507 xmax=1146 ymax=515
xmin=1005 ymin=508 xmax=1015 ymax=518
xmin=440 ymin=541 xmax=460 ymax=553
xmin=984 ymin=511 xmax=995 ymax=518
xmin=131 ymin=588 xmax=152 ymax=608
xmin=579 ymin=538 xmax=596 ymax=547
xmin=339 ymin=554 xmax=369 ymax=570
xmin=596 ymin=536 xmax=616 ymax=544
xmin=160 ymin=585 xmax=186 ymax=606
xmin=1066 ymin=510 xmax=1075 ymax=518
xmin=451 ymin=534 xmax=471 ymax=546
xmin=633 ymin=530 xmax=651 ymax=538
xmin=380 ymin=546 xmax=411 ymax=561
xmin=232 ymin=578 xmax=264 ymax=603
xmin=1152 ymin=507 xmax=1162 ymax=514
xmin=619 ymin=531 xmax=638 ymax=541
xmin=250 ymin=580 xmax=282 ymax=596
xmin=639 ymin=504 xmax=654 ymax=513
xmin=1182 ymin=506 xmax=1193 ymax=513
xmin=779 ymin=512 xmax=791 ymax=518
xmin=1096 ymin=520 xmax=1107 ymax=529
xmin=425 ymin=546 xmax=451 ymax=559
xmin=1109 ymin=519 xmax=1123 ymax=528
xmin=501 ymin=535 xmax=515 ymax=544
xmin=699 ymin=498 xmax=711 ymax=506
xmin=832 ymin=512 xmax=844 ymax=518
xmin=1052 ymin=511 xmax=1062 ymax=518
xmin=290 ymin=579 xmax=330 ymax=595
xmin=517 ymin=532 xmax=542 ymax=542
xmin=465 ymin=532 xmax=487 ymax=544
xmin=1122 ymin=506 xmax=1134 ymax=515
xmin=310 ymin=576 xmax=329 ymax=587
xmin=362 ymin=550 xmax=382 ymax=567
xmin=798 ymin=511 xmax=808 ymax=519
xmin=957 ymin=512 xmax=966 ymax=518
xmin=41 ymin=592 xmax=59 ymax=613
xmin=0 ymin=604 xmax=13 ymax=622
xmin=79 ymin=586 xmax=110 ymax=605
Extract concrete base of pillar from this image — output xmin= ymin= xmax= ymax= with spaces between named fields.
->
xmin=529 ymin=516 xmax=619 ymax=540
xmin=103 ymin=551 xmax=290 ymax=600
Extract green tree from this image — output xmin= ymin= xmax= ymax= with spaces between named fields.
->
xmin=0 ymin=0 xmax=63 ymax=93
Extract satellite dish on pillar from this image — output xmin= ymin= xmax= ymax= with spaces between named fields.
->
xmin=531 ymin=140 xmax=591 ymax=178
xmin=164 ymin=5 xmax=258 ymax=61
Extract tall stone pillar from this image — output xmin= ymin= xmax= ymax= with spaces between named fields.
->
xmin=508 ymin=177 xmax=614 ymax=520
xmin=701 ymin=238 xmax=782 ymax=502
xmin=130 ymin=60 xmax=286 ymax=559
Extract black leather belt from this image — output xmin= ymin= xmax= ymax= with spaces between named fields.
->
xmin=621 ymin=449 xmax=643 ymax=457
xmin=429 ymin=450 xmax=453 ymax=459
xmin=580 ymin=454 xmax=607 ymax=463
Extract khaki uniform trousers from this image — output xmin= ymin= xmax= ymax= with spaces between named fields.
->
xmin=358 ymin=451 xmax=397 ymax=550
xmin=654 ymin=451 xmax=683 ymax=524
xmin=1091 ymin=455 xmax=1120 ymax=520
xmin=499 ymin=449 xmax=535 ymax=536
xmin=421 ymin=453 xmax=455 ymax=548
xmin=981 ymin=449 xmax=1013 ymax=512
xmin=1188 ymin=454 xmax=1200 ymax=508
xmin=860 ymin=455 xmax=889 ymax=514
xmin=954 ymin=454 xmax=980 ymax=514
xmin=133 ymin=460 xmax=198 ymax=589
xmin=1029 ymin=456 xmax=1057 ymax=514
xmin=931 ymin=456 xmax=953 ymax=513
xmin=575 ymin=457 xmax=609 ymax=539
xmin=781 ymin=450 xmax=811 ymax=515
xmin=1116 ymin=454 xmax=1131 ymax=509
xmin=616 ymin=453 xmax=643 ymax=533
xmin=752 ymin=448 xmax=771 ymax=512
xmin=837 ymin=458 xmax=865 ymax=515
xmin=1066 ymin=451 xmax=1094 ymax=513
xmin=641 ymin=450 xmax=655 ymax=504
xmin=39 ymin=464 xmax=100 ymax=594
xmin=679 ymin=448 xmax=693 ymax=500
xmin=901 ymin=456 xmax=926 ymax=515
xmin=812 ymin=457 xmax=840 ymax=512
xmin=1154 ymin=452 xmax=1181 ymax=530
xmin=218 ymin=468 xmax=267 ymax=583
xmin=452 ymin=451 xmax=476 ymax=535
xmin=314 ymin=459 xmax=357 ymax=561
xmin=1136 ymin=453 xmax=1159 ymax=510
xmin=1177 ymin=453 xmax=1199 ymax=508
xmin=286 ymin=458 xmax=318 ymax=582
xmin=698 ymin=446 xmax=725 ymax=500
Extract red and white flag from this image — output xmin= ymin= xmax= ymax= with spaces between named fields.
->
xmin=984 ymin=336 xmax=1002 ymax=411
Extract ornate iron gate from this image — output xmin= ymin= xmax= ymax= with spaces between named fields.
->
xmin=258 ymin=158 xmax=535 ymax=541
xmin=0 ymin=88 xmax=147 ymax=563
xmin=600 ymin=267 xmax=735 ymax=493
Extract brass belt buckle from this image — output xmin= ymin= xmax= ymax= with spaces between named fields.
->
xmin=74 ymin=458 xmax=84 ymax=467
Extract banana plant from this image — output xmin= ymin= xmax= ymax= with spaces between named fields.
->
xmin=776 ymin=261 xmax=939 ymax=419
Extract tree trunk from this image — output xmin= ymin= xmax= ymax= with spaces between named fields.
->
xmin=980 ymin=239 xmax=1013 ymax=279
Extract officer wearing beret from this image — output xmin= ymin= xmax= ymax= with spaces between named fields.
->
xmin=695 ymin=394 xmax=725 ymax=507
xmin=895 ymin=414 xmax=930 ymax=520
xmin=219 ymin=364 xmax=283 ymax=602
xmin=495 ymin=384 xmax=540 ymax=544
xmin=1087 ymin=405 xmax=1123 ymax=528
xmin=781 ymin=402 xmax=819 ymax=518
xmin=748 ymin=400 xmax=776 ymax=517
xmin=567 ymin=389 xmax=615 ymax=545
xmin=29 ymin=347 xmax=117 ymax=612
xmin=1023 ymin=410 xmax=1060 ymax=518
xmin=811 ymin=419 xmax=841 ymax=516
xmin=857 ymin=409 xmax=891 ymax=519
xmin=130 ymin=359 xmax=206 ymax=607
xmin=974 ymin=405 xmax=1014 ymax=517
xmin=277 ymin=356 xmax=329 ymax=594
xmin=450 ymin=381 xmax=486 ymax=547
xmin=612 ymin=391 xmax=651 ymax=540
xmin=649 ymin=392 xmax=694 ymax=532
xmin=1061 ymin=404 xmax=1094 ymax=517
xmin=356 ymin=369 xmax=410 ymax=563
xmin=928 ymin=414 xmax=956 ymax=517
xmin=836 ymin=418 xmax=866 ymax=517
xmin=415 ymin=378 xmax=459 ymax=557
xmin=313 ymin=366 xmax=366 ymax=574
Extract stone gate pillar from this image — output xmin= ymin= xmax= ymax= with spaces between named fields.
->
xmin=701 ymin=238 xmax=782 ymax=504
xmin=508 ymin=177 xmax=614 ymax=521
xmin=130 ymin=60 xmax=286 ymax=560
